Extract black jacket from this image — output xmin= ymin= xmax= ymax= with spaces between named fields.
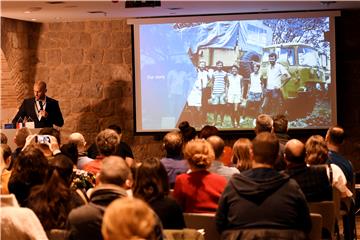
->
xmin=216 ymin=168 xmax=311 ymax=234
xmin=12 ymin=97 xmax=64 ymax=128
xmin=67 ymin=185 xmax=128 ymax=240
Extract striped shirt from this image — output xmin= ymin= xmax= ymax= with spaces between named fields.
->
xmin=212 ymin=70 xmax=227 ymax=94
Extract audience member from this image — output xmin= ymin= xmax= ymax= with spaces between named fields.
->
xmin=325 ymin=126 xmax=353 ymax=185
xmin=207 ymin=135 xmax=239 ymax=181
xmin=87 ymin=125 xmax=134 ymax=167
xmin=60 ymin=143 xmax=79 ymax=166
xmin=68 ymin=132 xmax=94 ymax=169
xmin=231 ymin=138 xmax=253 ymax=171
xmin=83 ymin=129 xmax=120 ymax=175
xmin=10 ymin=127 xmax=31 ymax=170
xmin=160 ymin=131 xmax=188 ymax=188
xmin=1 ymin=144 xmax=12 ymax=194
xmin=198 ymin=124 xmax=232 ymax=167
xmin=67 ymin=156 xmax=132 ymax=240
xmin=273 ymin=114 xmax=289 ymax=170
xmin=1 ymin=194 xmax=48 ymax=240
xmin=284 ymin=139 xmax=333 ymax=202
xmin=305 ymin=135 xmax=352 ymax=198
xmin=8 ymin=146 xmax=48 ymax=206
xmin=39 ymin=127 xmax=61 ymax=145
xmin=1 ymin=132 xmax=8 ymax=144
xmin=178 ymin=121 xmax=197 ymax=143
xmin=133 ymin=157 xmax=185 ymax=229
xmin=216 ymin=132 xmax=311 ymax=236
xmin=102 ymin=198 xmax=163 ymax=240
xmin=173 ymin=139 xmax=227 ymax=213
xmin=27 ymin=154 xmax=85 ymax=230
xmin=254 ymin=113 xmax=273 ymax=134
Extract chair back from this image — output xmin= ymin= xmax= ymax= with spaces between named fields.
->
xmin=220 ymin=229 xmax=307 ymax=240
xmin=308 ymin=201 xmax=335 ymax=240
xmin=164 ymin=228 xmax=205 ymax=240
xmin=309 ymin=213 xmax=322 ymax=240
xmin=183 ymin=213 xmax=220 ymax=240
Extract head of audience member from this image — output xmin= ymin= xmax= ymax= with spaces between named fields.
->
xmin=102 ymin=198 xmax=157 ymax=240
xmin=14 ymin=127 xmax=31 ymax=148
xmin=305 ymin=135 xmax=328 ymax=165
xmin=273 ymin=114 xmax=288 ymax=134
xmin=231 ymin=138 xmax=253 ymax=171
xmin=206 ymin=135 xmax=225 ymax=161
xmin=325 ymin=126 xmax=345 ymax=150
xmin=252 ymin=132 xmax=279 ymax=167
xmin=48 ymin=154 xmax=74 ymax=186
xmin=33 ymin=81 xmax=47 ymax=101
xmin=68 ymin=132 xmax=88 ymax=154
xmin=284 ymin=139 xmax=306 ymax=166
xmin=255 ymin=114 xmax=273 ymax=134
xmin=1 ymin=132 xmax=8 ymax=144
xmin=96 ymin=129 xmax=120 ymax=157
xmin=60 ymin=143 xmax=78 ymax=166
xmin=0 ymin=144 xmax=12 ymax=172
xmin=198 ymin=125 xmax=219 ymax=139
xmin=183 ymin=139 xmax=215 ymax=171
xmin=97 ymin=156 xmax=132 ymax=189
xmin=39 ymin=127 xmax=61 ymax=145
xmin=133 ymin=157 xmax=169 ymax=202
xmin=163 ymin=131 xmax=183 ymax=159
xmin=178 ymin=121 xmax=197 ymax=143
xmin=108 ymin=124 xmax=123 ymax=138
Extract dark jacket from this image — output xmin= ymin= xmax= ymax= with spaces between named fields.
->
xmin=67 ymin=184 xmax=128 ymax=240
xmin=216 ymin=168 xmax=311 ymax=234
xmin=12 ymin=97 xmax=64 ymax=128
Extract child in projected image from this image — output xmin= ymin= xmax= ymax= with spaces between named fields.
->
xmin=243 ymin=62 xmax=264 ymax=125
xmin=226 ymin=65 xmax=243 ymax=128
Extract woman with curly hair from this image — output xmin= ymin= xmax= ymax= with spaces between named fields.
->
xmin=133 ymin=157 xmax=185 ymax=229
xmin=231 ymin=138 xmax=253 ymax=171
xmin=26 ymin=154 xmax=85 ymax=230
xmin=173 ymin=139 xmax=227 ymax=213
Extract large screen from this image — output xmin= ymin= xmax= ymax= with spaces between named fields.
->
xmin=129 ymin=11 xmax=339 ymax=133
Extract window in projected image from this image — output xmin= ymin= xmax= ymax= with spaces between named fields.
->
xmin=132 ymin=12 xmax=337 ymax=132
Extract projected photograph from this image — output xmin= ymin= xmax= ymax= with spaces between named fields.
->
xmin=138 ymin=16 xmax=333 ymax=131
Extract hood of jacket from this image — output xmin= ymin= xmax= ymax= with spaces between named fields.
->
xmin=229 ymin=168 xmax=290 ymax=204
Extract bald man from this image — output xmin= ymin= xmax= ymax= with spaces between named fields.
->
xmin=284 ymin=139 xmax=333 ymax=202
xmin=68 ymin=132 xmax=94 ymax=169
xmin=207 ymin=135 xmax=239 ymax=181
xmin=12 ymin=81 xmax=64 ymax=128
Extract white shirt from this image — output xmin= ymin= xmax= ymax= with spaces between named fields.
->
xmin=227 ymin=74 xmax=243 ymax=95
xmin=249 ymin=72 xmax=262 ymax=93
xmin=266 ymin=63 xmax=289 ymax=90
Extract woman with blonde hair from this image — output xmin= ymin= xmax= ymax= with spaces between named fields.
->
xmin=231 ymin=138 xmax=253 ymax=171
xmin=102 ymin=197 xmax=162 ymax=240
xmin=173 ymin=139 xmax=227 ymax=213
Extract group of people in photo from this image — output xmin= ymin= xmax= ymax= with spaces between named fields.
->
xmin=184 ymin=52 xmax=291 ymax=129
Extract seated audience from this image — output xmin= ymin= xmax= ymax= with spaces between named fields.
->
xmin=207 ymin=135 xmax=239 ymax=181
xmin=178 ymin=121 xmax=197 ymax=143
xmin=1 ymin=144 xmax=12 ymax=194
xmin=10 ymin=127 xmax=31 ymax=170
xmin=67 ymin=156 xmax=132 ymax=240
xmin=305 ymin=135 xmax=352 ymax=198
xmin=60 ymin=143 xmax=79 ymax=166
xmin=325 ymin=126 xmax=353 ymax=185
xmin=160 ymin=131 xmax=188 ymax=188
xmin=284 ymin=139 xmax=333 ymax=202
xmin=83 ymin=129 xmax=120 ymax=175
xmin=231 ymin=138 xmax=253 ymax=171
xmin=133 ymin=157 xmax=185 ymax=229
xmin=1 ymin=132 xmax=8 ymax=144
xmin=273 ymin=114 xmax=289 ymax=170
xmin=102 ymin=198 xmax=164 ymax=240
xmin=216 ymin=132 xmax=311 ymax=235
xmin=8 ymin=146 xmax=48 ymax=206
xmin=87 ymin=125 xmax=134 ymax=167
xmin=39 ymin=127 xmax=61 ymax=145
xmin=68 ymin=132 xmax=94 ymax=169
xmin=27 ymin=154 xmax=85 ymax=230
xmin=173 ymin=139 xmax=227 ymax=213
xmin=254 ymin=113 xmax=273 ymax=134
